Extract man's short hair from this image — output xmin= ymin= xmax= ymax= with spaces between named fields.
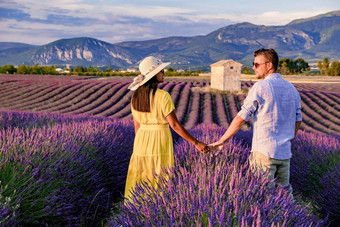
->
xmin=254 ymin=48 xmax=279 ymax=71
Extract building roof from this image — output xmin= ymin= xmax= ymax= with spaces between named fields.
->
xmin=210 ymin=59 xmax=243 ymax=67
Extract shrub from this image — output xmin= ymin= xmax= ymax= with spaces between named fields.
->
xmin=290 ymin=131 xmax=340 ymax=225
xmin=0 ymin=111 xmax=134 ymax=225
xmin=109 ymin=124 xmax=323 ymax=226
xmin=0 ymin=182 xmax=21 ymax=227
xmin=1 ymin=112 xmax=338 ymax=226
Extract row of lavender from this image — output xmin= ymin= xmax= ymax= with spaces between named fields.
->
xmin=0 ymin=110 xmax=134 ymax=226
xmin=1 ymin=74 xmax=339 ymax=135
xmin=1 ymin=110 xmax=339 ymax=226
xmin=111 ymin=125 xmax=340 ymax=226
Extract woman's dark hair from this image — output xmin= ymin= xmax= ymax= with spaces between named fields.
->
xmin=254 ymin=48 xmax=279 ymax=71
xmin=131 ymin=75 xmax=159 ymax=112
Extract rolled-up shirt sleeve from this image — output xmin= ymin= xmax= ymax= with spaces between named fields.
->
xmin=296 ymin=92 xmax=302 ymax=122
xmin=237 ymin=83 xmax=260 ymax=121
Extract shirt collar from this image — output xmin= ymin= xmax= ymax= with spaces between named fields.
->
xmin=264 ymin=73 xmax=281 ymax=80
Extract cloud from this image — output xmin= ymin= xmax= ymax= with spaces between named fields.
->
xmin=245 ymin=11 xmax=328 ymax=25
xmin=190 ymin=10 xmax=331 ymax=26
xmin=0 ymin=0 xmax=88 ymax=20
xmin=0 ymin=1 xmax=229 ymax=44
xmin=1 ymin=0 xmax=195 ymax=23
xmin=0 ymin=0 xmax=337 ymax=45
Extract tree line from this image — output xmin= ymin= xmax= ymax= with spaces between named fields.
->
xmin=317 ymin=58 xmax=340 ymax=76
xmin=242 ymin=58 xmax=340 ymax=76
xmin=0 ymin=64 xmax=139 ymax=77
xmin=1 ymin=58 xmax=340 ymax=76
xmin=0 ymin=64 xmax=201 ymax=77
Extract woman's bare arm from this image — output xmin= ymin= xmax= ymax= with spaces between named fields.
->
xmin=133 ymin=117 xmax=140 ymax=134
xmin=166 ymin=110 xmax=208 ymax=152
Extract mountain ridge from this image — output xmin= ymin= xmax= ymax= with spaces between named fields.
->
xmin=0 ymin=10 xmax=339 ymax=70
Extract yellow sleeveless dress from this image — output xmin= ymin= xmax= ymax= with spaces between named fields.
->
xmin=124 ymin=89 xmax=175 ymax=201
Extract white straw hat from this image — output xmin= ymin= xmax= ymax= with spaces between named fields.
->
xmin=128 ymin=56 xmax=170 ymax=90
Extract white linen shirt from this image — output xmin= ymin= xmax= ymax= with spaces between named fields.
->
xmin=238 ymin=73 xmax=302 ymax=159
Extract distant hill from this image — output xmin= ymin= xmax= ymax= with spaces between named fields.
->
xmin=0 ymin=10 xmax=339 ymax=70
xmin=0 ymin=42 xmax=37 ymax=51
xmin=0 ymin=42 xmax=37 ymax=60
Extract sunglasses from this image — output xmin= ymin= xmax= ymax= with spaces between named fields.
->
xmin=253 ymin=62 xmax=270 ymax=69
xmin=160 ymin=69 xmax=165 ymax=74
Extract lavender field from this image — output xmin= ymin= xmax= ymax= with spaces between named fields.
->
xmin=0 ymin=74 xmax=339 ymax=226
xmin=0 ymin=74 xmax=340 ymax=135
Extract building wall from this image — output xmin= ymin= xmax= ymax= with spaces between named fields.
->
xmin=211 ymin=61 xmax=242 ymax=92
xmin=211 ymin=66 xmax=224 ymax=90
xmin=223 ymin=62 xmax=241 ymax=91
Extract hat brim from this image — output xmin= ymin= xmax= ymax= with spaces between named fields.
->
xmin=139 ymin=62 xmax=170 ymax=87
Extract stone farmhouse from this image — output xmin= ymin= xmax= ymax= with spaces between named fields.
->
xmin=210 ymin=59 xmax=243 ymax=92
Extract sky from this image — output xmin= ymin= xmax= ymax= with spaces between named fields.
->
xmin=0 ymin=0 xmax=339 ymax=45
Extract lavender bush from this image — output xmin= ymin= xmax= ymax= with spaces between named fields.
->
xmin=83 ymin=82 xmax=127 ymax=115
xmin=109 ymin=124 xmax=324 ymax=226
xmin=175 ymin=83 xmax=191 ymax=124
xmin=214 ymin=93 xmax=230 ymax=128
xmin=1 ymin=110 xmax=339 ymax=225
xmin=169 ymin=83 xmax=185 ymax=108
xmin=0 ymin=182 xmax=21 ymax=227
xmin=185 ymin=90 xmax=200 ymax=129
xmin=0 ymin=110 xmax=134 ymax=225
xmin=202 ymin=92 xmax=214 ymax=125
xmin=1 ymin=75 xmax=339 ymax=135
xmin=290 ymin=132 xmax=340 ymax=225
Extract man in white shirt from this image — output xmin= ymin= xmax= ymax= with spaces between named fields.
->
xmin=210 ymin=48 xmax=302 ymax=193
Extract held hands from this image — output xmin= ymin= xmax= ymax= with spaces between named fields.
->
xmin=194 ymin=140 xmax=210 ymax=153
xmin=208 ymin=140 xmax=225 ymax=155
xmin=193 ymin=140 xmax=226 ymax=154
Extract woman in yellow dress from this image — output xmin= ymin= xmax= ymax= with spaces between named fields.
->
xmin=124 ymin=56 xmax=209 ymax=201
